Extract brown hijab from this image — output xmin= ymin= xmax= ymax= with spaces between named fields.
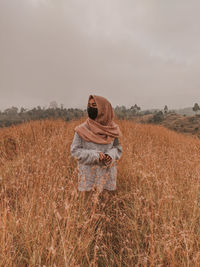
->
xmin=75 ymin=95 xmax=122 ymax=144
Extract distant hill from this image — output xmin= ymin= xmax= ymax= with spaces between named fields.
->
xmin=173 ymin=107 xmax=195 ymax=116
xmin=134 ymin=113 xmax=200 ymax=139
xmin=141 ymin=107 xmax=196 ymax=116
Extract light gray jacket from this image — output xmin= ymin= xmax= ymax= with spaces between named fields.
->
xmin=70 ymin=132 xmax=122 ymax=191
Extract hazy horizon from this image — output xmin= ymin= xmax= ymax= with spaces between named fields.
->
xmin=0 ymin=101 xmax=195 ymax=113
xmin=1 ymin=0 xmax=200 ymax=111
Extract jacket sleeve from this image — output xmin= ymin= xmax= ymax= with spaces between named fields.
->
xmin=70 ymin=132 xmax=101 ymax=165
xmin=105 ymin=137 xmax=122 ymax=162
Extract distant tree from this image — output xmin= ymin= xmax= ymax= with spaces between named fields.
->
xmin=121 ymin=105 xmax=127 ymax=112
xmin=164 ymin=105 xmax=168 ymax=114
xmin=130 ymin=104 xmax=141 ymax=115
xmin=192 ymin=103 xmax=200 ymax=115
xmin=114 ymin=105 xmax=127 ymax=119
xmin=152 ymin=111 xmax=164 ymax=123
xmin=20 ymin=107 xmax=27 ymax=113
xmin=49 ymin=101 xmax=58 ymax=109
xmin=4 ymin=106 xmax=18 ymax=116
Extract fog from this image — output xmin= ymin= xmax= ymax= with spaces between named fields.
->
xmin=0 ymin=0 xmax=200 ymax=111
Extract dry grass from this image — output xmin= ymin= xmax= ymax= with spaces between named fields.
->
xmin=1 ymin=116 xmax=200 ymax=266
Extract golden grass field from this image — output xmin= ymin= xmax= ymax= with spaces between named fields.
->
xmin=1 ymin=116 xmax=200 ymax=266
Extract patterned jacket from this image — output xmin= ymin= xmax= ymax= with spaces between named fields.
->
xmin=70 ymin=132 xmax=122 ymax=191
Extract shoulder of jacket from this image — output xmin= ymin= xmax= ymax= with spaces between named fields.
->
xmin=74 ymin=131 xmax=80 ymax=138
xmin=74 ymin=131 xmax=84 ymax=142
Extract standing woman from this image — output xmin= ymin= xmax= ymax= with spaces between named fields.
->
xmin=70 ymin=95 xmax=122 ymax=196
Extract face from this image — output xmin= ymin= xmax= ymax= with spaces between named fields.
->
xmin=88 ymin=98 xmax=97 ymax=108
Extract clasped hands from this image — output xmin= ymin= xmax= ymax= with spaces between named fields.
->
xmin=99 ymin=152 xmax=112 ymax=166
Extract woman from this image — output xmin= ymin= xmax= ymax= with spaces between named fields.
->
xmin=70 ymin=95 xmax=122 ymax=195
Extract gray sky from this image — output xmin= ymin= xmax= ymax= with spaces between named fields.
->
xmin=0 ymin=0 xmax=200 ymax=111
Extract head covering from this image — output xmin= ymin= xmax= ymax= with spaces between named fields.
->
xmin=75 ymin=95 xmax=122 ymax=144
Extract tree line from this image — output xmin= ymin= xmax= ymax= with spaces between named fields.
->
xmin=0 ymin=101 xmax=199 ymax=128
xmin=0 ymin=104 xmax=84 ymax=128
xmin=0 ymin=102 xmax=145 ymax=128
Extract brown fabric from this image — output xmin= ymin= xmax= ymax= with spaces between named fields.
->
xmin=75 ymin=95 xmax=122 ymax=144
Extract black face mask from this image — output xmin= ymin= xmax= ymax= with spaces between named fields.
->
xmin=87 ymin=107 xmax=98 ymax=120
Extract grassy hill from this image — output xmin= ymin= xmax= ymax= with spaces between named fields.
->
xmin=135 ymin=113 xmax=200 ymax=139
xmin=174 ymin=106 xmax=196 ymax=116
xmin=1 ymin=117 xmax=200 ymax=266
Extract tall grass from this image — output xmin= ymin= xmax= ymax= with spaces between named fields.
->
xmin=0 ymin=117 xmax=200 ymax=266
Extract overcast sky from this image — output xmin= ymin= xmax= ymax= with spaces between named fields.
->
xmin=0 ymin=0 xmax=200 ymax=111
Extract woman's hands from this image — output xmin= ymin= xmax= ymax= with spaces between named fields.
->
xmin=99 ymin=152 xmax=112 ymax=166
xmin=99 ymin=152 xmax=106 ymax=161
xmin=104 ymin=154 xmax=112 ymax=165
